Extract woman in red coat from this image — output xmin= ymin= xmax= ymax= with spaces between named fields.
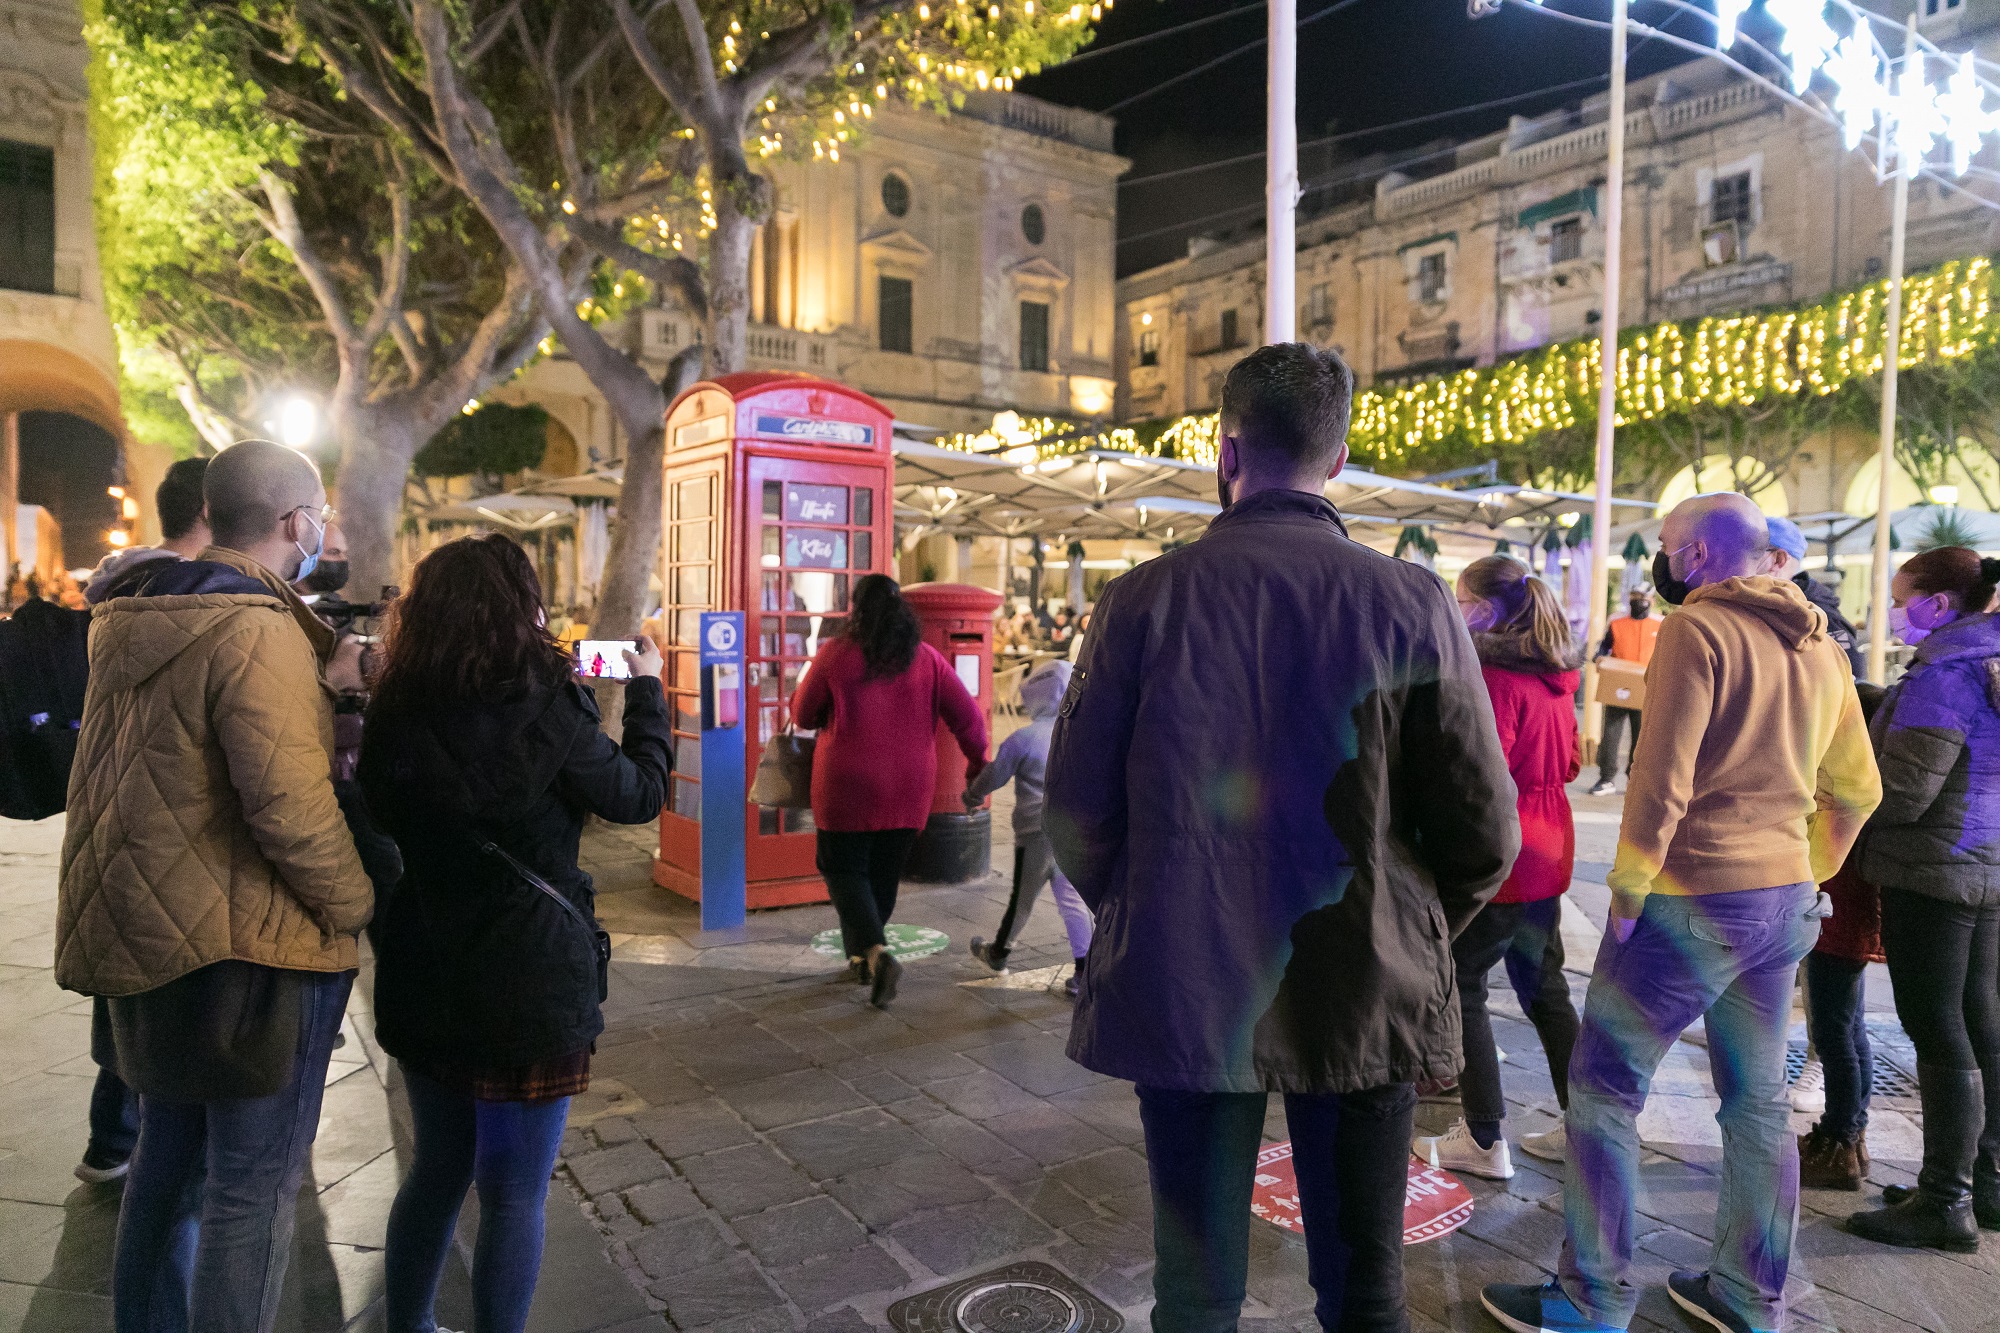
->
xmin=1413 ymin=554 xmax=1583 ymax=1181
xmin=792 ymin=574 xmax=988 ymax=1007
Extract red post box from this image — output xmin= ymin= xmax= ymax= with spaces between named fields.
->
xmin=902 ymin=582 xmax=1003 ymax=883
xmin=653 ymin=372 xmax=895 ymax=909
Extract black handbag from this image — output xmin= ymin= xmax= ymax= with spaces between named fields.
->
xmin=476 ymin=839 xmax=612 ymax=1003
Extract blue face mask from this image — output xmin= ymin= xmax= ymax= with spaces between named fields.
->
xmin=294 ymin=508 xmax=327 ymax=582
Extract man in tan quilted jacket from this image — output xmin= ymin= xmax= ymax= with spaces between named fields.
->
xmin=57 ymin=439 xmax=372 ymax=1333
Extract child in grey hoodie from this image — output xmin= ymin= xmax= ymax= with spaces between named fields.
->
xmin=965 ymin=659 xmax=1095 ymax=995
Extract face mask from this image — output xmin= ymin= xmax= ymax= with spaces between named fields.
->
xmin=1628 ymin=601 xmax=1649 ymax=620
xmin=293 ymin=508 xmax=327 ymax=582
xmin=302 ymin=559 xmax=349 ymax=594
xmin=1893 ymin=595 xmax=1957 ymax=645
xmin=1652 ymin=549 xmax=1692 ymax=606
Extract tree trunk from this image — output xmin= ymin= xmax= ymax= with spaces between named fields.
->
xmin=704 ymin=142 xmax=769 ymax=375
xmin=334 ymin=410 xmax=419 ymax=601
xmin=593 ymin=347 xmax=704 ymax=638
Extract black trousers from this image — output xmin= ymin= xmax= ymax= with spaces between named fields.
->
xmin=816 ymin=828 xmax=919 ymax=958
xmin=1880 ymin=887 xmax=2000 ymax=1170
xmin=1453 ymin=897 xmax=1579 ymax=1126
xmin=1136 ymin=1084 xmax=1416 ymax=1333
xmin=1597 ymin=706 xmax=1641 ymax=785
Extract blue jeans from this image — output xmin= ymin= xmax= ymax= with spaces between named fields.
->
xmin=1136 ymin=1084 xmax=1416 ymax=1333
xmin=112 ymin=969 xmax=354 ymax=1333
xmin=88 ymin=1062 xmax=140 ymax=1161
xmin=385 ymin=1068 xmax=571 ymax=1333
xmin=1803 ymin=952 xmax=1871 ymax=1139
xmin=1559 ymin=885 xmax=1820 ymax=1331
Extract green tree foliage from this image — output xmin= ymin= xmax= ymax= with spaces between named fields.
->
xmin=413 ymin=402 xmax=549 ymax=480
xmin=88 ymin=1 xmax=549 ymax=593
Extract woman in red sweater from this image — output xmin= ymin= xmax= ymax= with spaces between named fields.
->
xmin=792 ymin=575 xmax=988 ymax=1007
xmin=1413 ymin=554 xmax=1584 ymax=1181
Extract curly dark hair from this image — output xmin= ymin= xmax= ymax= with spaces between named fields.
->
xmin=845 ymin=573 xmax=922 ymax=679
xmin=372 ymin=534 xmax=570 ymax=709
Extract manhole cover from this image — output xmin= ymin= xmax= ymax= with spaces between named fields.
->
xmin=810 ymin=923 xmax=950 ymax=960
xmin=955 ymin=1281 xmax=1080 ymax=1333
xmin=1252 ymin=1143 xmax=1475 ymax=1244
xmin=887 ymin=1261 xmax=1122 ymax=1333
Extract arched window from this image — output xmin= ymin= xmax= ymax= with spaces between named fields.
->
xmin=880 ymin=173 xmax=910 ymax=218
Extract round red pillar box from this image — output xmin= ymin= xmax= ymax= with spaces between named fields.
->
xmin=653 ymin=372 xmax=896 ymax=910
xmin=901 ymin=582 xmax=1003 ymax=883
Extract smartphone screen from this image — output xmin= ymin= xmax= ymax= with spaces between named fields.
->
xmin=575 ymin=640 xmax=638 ymax=680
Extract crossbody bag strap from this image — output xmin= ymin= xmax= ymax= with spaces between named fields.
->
xmin=476 ymin=837 xmax=595 ymax=932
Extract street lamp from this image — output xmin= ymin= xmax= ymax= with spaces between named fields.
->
xmin=278 ymin=396 xmax=318 ymax=451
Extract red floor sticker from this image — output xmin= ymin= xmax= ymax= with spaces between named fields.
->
xmin=1250 ymin=1142 xmax=1474 ymax=1245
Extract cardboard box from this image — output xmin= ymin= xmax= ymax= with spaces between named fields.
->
xmin=1595 ymin=657 xmax=1647 ymax=711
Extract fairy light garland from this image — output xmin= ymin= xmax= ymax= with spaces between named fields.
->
xmin=937 ymin=256 xmax=1996 ymax=472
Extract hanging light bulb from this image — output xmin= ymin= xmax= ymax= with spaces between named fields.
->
xmin=1713 ymin=0 xmax=1752 ymax=49
xmin=1940 ymin=49 xmax=1994 ymax=177
xmin=1824 ymin=34 xmax=1885 ymax=152
xmin=1764 ymin=0 xmax=1839 ymax=93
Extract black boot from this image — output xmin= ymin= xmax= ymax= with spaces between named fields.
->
xmin=1976 ymin=1054 xmax=2000 ymax=1230
xmin=1849 ymin=1064 xmax=1982 ymax=1253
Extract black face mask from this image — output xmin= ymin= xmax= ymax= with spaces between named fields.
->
xmin=1652 ymin=551 xmax=1691 ymax=606
xmin=302 ymin=559 xmax=350 ymax=595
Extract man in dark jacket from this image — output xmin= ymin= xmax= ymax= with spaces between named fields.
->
xmin=1047 ymin=343 xmax=1520 ymax=1333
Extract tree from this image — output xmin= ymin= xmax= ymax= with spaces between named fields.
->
xmin=295 ymin=0 xmax=1095 ymax=633
xmin=90 ymin=3 xmax=550 ymax=595
xmin=413 ymin=402 xmax=550 ymax=484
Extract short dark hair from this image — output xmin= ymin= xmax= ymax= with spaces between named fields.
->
xmin=156 ymin=457 xmax=209 ymax=541
xmin=1219 ymin=342 xmax=1355 ymax=473
xmin=205 ymin=439 xmax=322 ymax=549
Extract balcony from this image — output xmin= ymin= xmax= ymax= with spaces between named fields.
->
xmin=637 ymin=310 xmax=834 ymax=373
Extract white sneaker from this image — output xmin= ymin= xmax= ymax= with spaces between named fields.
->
xmin=1412 ymin=1118 xmax=1515 ymax=1180
xmin=1520 ymin=1123 xmax=1567 ymax=1163
xmin=1790 ymin=1058 xmax=1826 ymax=1115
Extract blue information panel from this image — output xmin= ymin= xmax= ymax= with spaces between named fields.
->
xmin=698 ymin=612 xmax=747 ymax=931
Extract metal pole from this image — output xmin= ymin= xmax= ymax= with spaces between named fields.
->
xmin=1869 ymin=18 xmax=1918 ymax=685
xmin=1265 ymin=0 xmax=1297 ymax=344
xmin=1582 ymin=0 xmax=1628 ymax=756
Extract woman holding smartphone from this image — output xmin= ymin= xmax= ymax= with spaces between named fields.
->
xmin=359 ymin=535 xmax=671 ymax=1333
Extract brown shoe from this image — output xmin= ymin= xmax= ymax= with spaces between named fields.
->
xmin=1800 ymin=1127 xmax=1865 ymax=1191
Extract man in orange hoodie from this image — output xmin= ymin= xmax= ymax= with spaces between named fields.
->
xmin=1484 ymin=493 xmax=1880 ymax=1333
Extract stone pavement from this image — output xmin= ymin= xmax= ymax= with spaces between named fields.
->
xmin=2 ymin=781 xmax=1997 ymax=1331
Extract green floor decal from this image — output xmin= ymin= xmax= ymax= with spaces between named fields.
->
xmin=810 ymin=923 xmax=951 ymax=960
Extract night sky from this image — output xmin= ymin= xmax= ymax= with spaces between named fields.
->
xmin=1021 ymin=0 xmax=1754 ymax=275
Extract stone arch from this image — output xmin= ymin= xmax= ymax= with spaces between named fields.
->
xmin=0 ymin=338 xmax=122 ymax=441
xmin=1842 ymin=448 xmax=2000 ymax=515
xmin=1654 ymin=454 xmax=1791 ymax=517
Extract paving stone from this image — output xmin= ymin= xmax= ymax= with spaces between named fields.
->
xmin=925 ymin=1068 xmax=1043 ymax=1121
xmin=726 ymin=1067 xmax=870 ymax=1130
xmin=769 ymin=1241 xmax=914 ymax=1313
xmin=886 ymin=1195 xmax=1057 ymax=1277
xmin=594 ymin=1116 xmax=641 ymax=1147
xmin=827 ymin=1150 xmax=993 ymax=1228
xmin=628 ymin=1215 xmax=737 ymax=1281
xmin=1062 ymin=1215 xmax=1155 ymax=1272
xmin=843 ymin=1067 xmax=915 ymax=1103
xmin=884 ymin=1095 xmax=946 ymax=1124
xmin=675 ymin=1024 xmax=813 ymax=1087
xmin=769 ymin=1107 xmax=931 ymax=1180
xmin=963 ymin=1033 xmax=1103 ymax=1097
xmin=624 ymin=1177 xmax=706 ymax=1226
xmin=803 ymin=1309 xmax=878 ymax=1333
xmin=652 ymin=1254 xmax=787 ymax=1328
xmin=710 ymin=1309 xmax=799 ymax=1333
xmin=1459 ymin=1190 xmax=1567 ymax=1266
xmin=568 ymin=1141 xmax=671 ymax=1197
xmin=1048 ymin=1081 xmax=1146 ymax=1145
xmin=983 ymin=1103 xmax=1116 ymax=1166
xmin=632 ymin=1099 xmax=757 ymax=1160
xmin=1013 ymin=1176 xmax=1099 ymax=1228
xmin=1050 ymin=1147 xmax=1152 ymax=1203
xmin=678 ymin=1143 xmax=820 ymax=1218
xmin=731 ymin=1195 xmax=870 ymax=1267
xmin=872 ymin=1045 xmax=983 ymax=1085
xmin=914 ymin=1113 xmax=1039 ymax=1175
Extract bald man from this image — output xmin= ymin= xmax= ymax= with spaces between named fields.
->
xmin=57 ymin=439 xmax=370 ymax=1333
xmin=1485 ymin=492 xmax=1880 ymax=1333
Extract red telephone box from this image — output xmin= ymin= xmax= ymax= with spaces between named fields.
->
xmin=653 ymin=373 xmax=895 ymax=909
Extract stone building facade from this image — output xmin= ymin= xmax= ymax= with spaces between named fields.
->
xmin=503 ymin=90 xmax=1127 ymax=465
xmin=1114 ymin=11 xmax=2000 ymax=519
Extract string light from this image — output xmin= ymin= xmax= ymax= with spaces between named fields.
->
xmin=937 ymin=258 xmax=1996 ymax=471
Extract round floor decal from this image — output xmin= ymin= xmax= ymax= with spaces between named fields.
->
xmin=1250 ymin=1142 xmax=1474 ymax=1245
xmin=810 ymin=923 xmax=951 ymax=960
